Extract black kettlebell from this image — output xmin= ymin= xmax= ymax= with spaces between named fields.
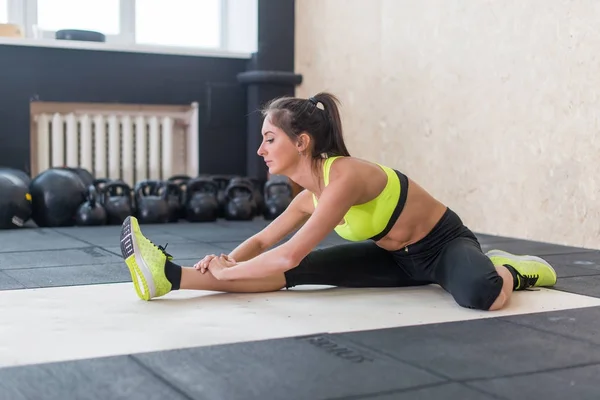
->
xmin=167 ymin=175 xmax=191 ymax=219
xmin=163 ymin=182 xmax=182 ymax=222
xmin=224 ymin=178 xmax=255 ymax=221
xmin=249 ymin=178 xmax=265 ymax=216
xmin=134 ymin=180 xmax=170 ymax=224
xmin=211 ymin=175 xmax=232 ymax=218
xmin=263 ymin=180 xmax=293 ymax=220
xmin=101 ymin=181 xmax=133 ymax=225
xmin=75 ymin=185 xmax=107 ymax=226
xmin=185 ymin=177 xmax=219 ymax=222
xmin=92 ymin=178 xmax=111 ymax=196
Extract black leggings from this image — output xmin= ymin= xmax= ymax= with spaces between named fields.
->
xmin=285 ymin=208 xmax=504 ymax=310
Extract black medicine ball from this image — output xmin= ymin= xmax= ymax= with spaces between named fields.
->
xmin=0 ymin=175 xmax=32 ymax=229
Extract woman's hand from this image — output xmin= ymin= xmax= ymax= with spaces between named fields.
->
xmin=194 ymin=253 xmax=235 ymax=274
xmin=207 ymin=255 xmax=237 ymax=280
xmin=194 ymin=254 xmax=216 ymax=273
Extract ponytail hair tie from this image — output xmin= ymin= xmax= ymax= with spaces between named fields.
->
xmin=308 ymin=97 xmax=325 ymax=110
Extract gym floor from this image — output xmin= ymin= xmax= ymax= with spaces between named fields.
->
xmin=1 ymin=220 xmax=600 ymax=400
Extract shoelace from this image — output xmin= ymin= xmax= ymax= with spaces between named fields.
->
xmin=152 ymin=241 xmax=173 ymax=259
xmin=516 ymin=271 xmax=539 ymax=291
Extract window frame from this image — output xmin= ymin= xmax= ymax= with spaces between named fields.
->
xmin=5 ymin=0 xmax=240 ymax=52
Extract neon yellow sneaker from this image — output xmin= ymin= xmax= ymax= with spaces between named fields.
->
xmin=120 ymin=216 xmax=173 ymax=300
xmin=486 ymin=249 xmax=557 ymax=290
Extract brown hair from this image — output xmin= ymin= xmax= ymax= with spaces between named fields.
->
xmin=261 ymin=92 xmax=350 ymax=177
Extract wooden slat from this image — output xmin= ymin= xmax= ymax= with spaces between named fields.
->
xmin=30 ymin=101 xmax=193 ymax=116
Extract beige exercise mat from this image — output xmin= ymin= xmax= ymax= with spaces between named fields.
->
xmin=2 ymin=283 xmax=600 ymax=368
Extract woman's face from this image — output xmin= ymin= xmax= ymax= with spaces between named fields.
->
xmin=257 ymin=116 xmax=300 ymax=176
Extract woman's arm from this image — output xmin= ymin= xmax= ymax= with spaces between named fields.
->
xmin=211 ymin=171 xmax=362 ymax=280
xmin=198 ymin=189 xmax=311 ymax=273
xmin=227 ymin=238 xmax=267 ymax=263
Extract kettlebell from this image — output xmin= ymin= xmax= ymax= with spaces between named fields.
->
xmin=249 ymin=178 xmax=265 ymax=216
xmin=75 ymin=185 xmax=107 ymax=226
xmin=91 ymin=178 xmax=111 ymax=206
xmin=185 ymin=177 xmax=219 ymax=222
xmin=211 ymin=175 xmax=232 ymax=218
xmin=263 ymin=180 xmax=293 ymax=220
xmin=224 ymin=178 xmax=255 ymax=221
xmin=92 ymin=178 xmax=111 ymax=195
xmin=167 ymin=175 xmax=191 ymax=219
xmin=162 ymin=182 xmax=182 ymax=222
xmin=134 ymin=180 xmax=170 ymax=224
xmin=101 ymin=181 xmax=133 ymax=225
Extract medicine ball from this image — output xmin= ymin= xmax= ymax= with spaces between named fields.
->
xmin=29 ymin=168 xmax=88 ymax=227
xmin=59 ymin=167 xmax=94 ymax=187
xmin=0 ymin=175 xmax=32 ymax=229
xmin=0 ymin=167 xmax=31 ymax=187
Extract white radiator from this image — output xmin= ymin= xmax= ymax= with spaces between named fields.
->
xmin=30 ymin=102 xmax=199 ymax=187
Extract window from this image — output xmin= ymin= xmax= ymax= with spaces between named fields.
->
xmin=1 ymin=0 xmax=257 ymax=55
xmin=0 ymin=0 xmax=7 ymax=23
xmin=37 ymin=0 xmax=120 ymax=35
xmin=135 ymin=0 xmax=221 ymax=48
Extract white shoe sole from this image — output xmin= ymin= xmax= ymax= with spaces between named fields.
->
xmin=120 ymin=217 xmax=156 ymax=299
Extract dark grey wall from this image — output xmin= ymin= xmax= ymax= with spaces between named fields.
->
xmin=0 ymin=0 xmax=298 ymax=180
xmin=0 ymin=44 xmax=249 ymax=177
xmin=243 ymin=0 xmax=300 ymax=181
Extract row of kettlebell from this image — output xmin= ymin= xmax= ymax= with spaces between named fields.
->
xmin=75 ymin=175 xmax=294 ymax=226
xmin=76 ymin=178 xmax=211 ymax=225
xmin=169 ymin=174 xmax=294 ymax=222
xmin=75 ymin=179 xmax=163 ymax=226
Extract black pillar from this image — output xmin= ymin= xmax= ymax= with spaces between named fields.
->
xmin=237 ymin=0 xmax=302 ymax=182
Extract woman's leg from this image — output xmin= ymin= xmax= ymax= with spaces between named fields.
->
xmin=180 ymin=240 xmax=429 ymax=292
xmin=429 ymin=236 xmax=507 ymax=310
xmin=122 ymin=211 xmax=429 ymax=301
xmin=431 ymin=237 xmax=557 ymax=311
xmin=284 ymin=241 xmax=431 ymax=289
xmin=179 ymin=266 xmax=286 ymax=293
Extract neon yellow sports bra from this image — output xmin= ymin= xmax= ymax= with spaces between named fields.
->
xmin=311 ymin=156 xmax=402 ymax=242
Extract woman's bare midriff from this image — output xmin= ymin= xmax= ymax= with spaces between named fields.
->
xmin=374 ymin=177 xmax=448 ymax=252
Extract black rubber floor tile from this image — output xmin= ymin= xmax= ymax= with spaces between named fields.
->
xmin=0 ymin=247 xmax=121 ymax=270
xmin=134 ymin=334 xmax=445 ymax=400
xmin=0 ymin=228 xmax=89 ymax=252
xmin=554 ymin=275 xmax=600 ymax=298
xmin=206 ymin=241 xmax=243 ymax=252
xmin=163 ymin=223 xmax=265 ymax=242
xmin=474 ymin=232 xmax=524 ymax=243
xmin=103 ymin=241 xmax=226 ymax=261
xmin=552 ymin=264 xmax=600 ymax=279
xmin=479 ymin=239 xmax=597 ymax=257
xmin=363 ymin=382 xmax=497 ymax=400
xmin=543 ymin=252 xmax=600 ymax=277
xmin=338 ymin=318 xmax=600 ymax=380
xmin=55 ymin=225 xmax=197 ymax=247
xmin=467 ymin=363 xmax=600 ymax=400
xmin=216 ymin=218 xmax=270 ymax=230
xmin=3 ymin=262 xmax=130 ymax=288
xmin=0 ymin=356 xmax=189 ymax=400
xmin=0 ymin=271 xmax=24 ymax=290
xmin=500 ymin=306 xmax=600 ymax=346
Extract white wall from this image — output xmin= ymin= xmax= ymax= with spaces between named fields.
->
xmin=295 ymin=0 xmax=600 ymax=248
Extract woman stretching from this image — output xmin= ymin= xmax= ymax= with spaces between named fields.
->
xmin=119 ymin=92 xmax=556 ymax=311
